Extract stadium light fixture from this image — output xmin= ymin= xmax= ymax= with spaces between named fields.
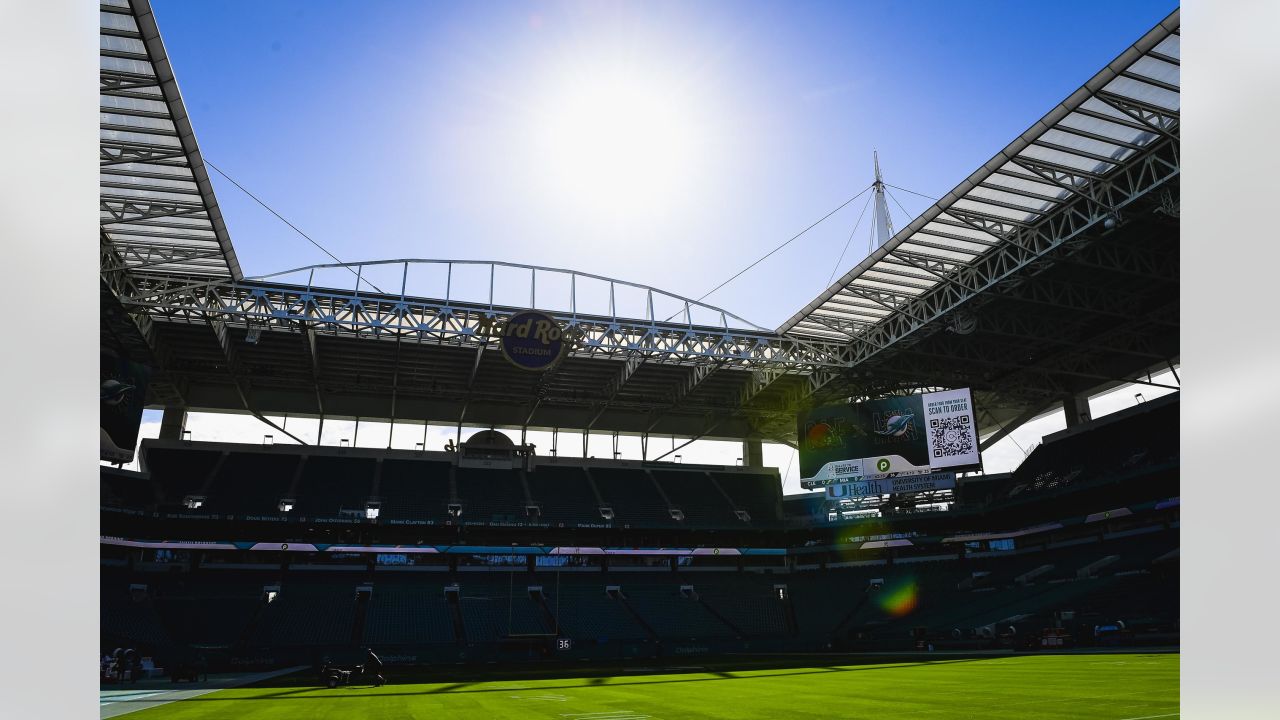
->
xmin=278 ymin=498 xmax=295 ymax=513
xmin=365 ymin=501 xmax=381 ymax=520
xmin=263 ymin=434 xmax=273 ymax=446
xmin=599 ymin=506 xmax=615 ymax=520
xmin=448 ymin=503 xmax=463 ymax=518
xmin=182 ymin=495 xmax=204 ymax=510
xmin=181 ymin=430 xmax=192 ymax=442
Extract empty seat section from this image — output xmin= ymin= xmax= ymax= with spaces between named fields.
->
xmin=296 ymin=456 xmax=376 ymax=519
xmin=145 ymin=447 xmax=222 ymax=510
xmin=457 ymin=575 xmax=550 ymax=640
xmin=550 ymin=579 xmax=648 ymax=642
xmin=714 ymin=472 xmax=783 ymax=525
xmin=621 ymin=577 xmax=735 ymax=639
xmin=101 ymin=583 xmax=170 ymax=647
xmin=203 ymin=453 xmax=299 ymax=516
xmin=458 ymin=596 xmax=504 ymax=642
xmin=156 ymin=596 xmax=260 ymax=647
xmin=1101 ymin=531 xmax=1179 ymax=574
xmin=690 ymin=575 xmax=789 ymax=637
xmin=378 ymin=459 xmax=452 ymax=522
xmin=527 ymin=466 xmax=598 ymax=524
xmin=455 ymin=468 xmax=526 ymax=522
xmin=651 ymin=470 xmax=737 ymax=527
xmin=592 ymin=469 xmax=672 ymax=526
xmin=364 ymin=584 xmax=456 ymax=645
xmin=787 ymin=568 xmax=880 ymax=641
xmin=252 ymin=581 xmax=356 ymax=647
xmin=100 ymin=468 xmax=158 ymax=511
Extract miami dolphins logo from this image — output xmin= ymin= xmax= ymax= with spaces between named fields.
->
xmin=875 ymin=413 xmax=914 ymax=437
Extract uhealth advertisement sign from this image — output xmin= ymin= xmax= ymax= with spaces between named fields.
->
xmin=798 ymin=388 xmax=981 ymax=490
xmin=824 ymin=471 xmax=957 ymax=500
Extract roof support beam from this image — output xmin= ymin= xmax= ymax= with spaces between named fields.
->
xmin=209 ymin=319 xmax=308 ymax=445
xmin=387 ymin=334 xmax=403 ymax=446
xmin=585 ymin=353 xmax=644 ymax=431
xmin=304 ymin=328 xmax=325 ymax=419
xmin=457 ymin=342 xmax=487 ymax=426
xmin=650 ymin=416 xmax=724 ymax=462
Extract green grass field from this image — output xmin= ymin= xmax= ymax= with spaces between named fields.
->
xmin=128 ymin=654 xmax=1179 ymax=720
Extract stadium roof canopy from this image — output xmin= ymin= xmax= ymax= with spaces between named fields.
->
xmin=780 ymin=9 xmax=1179 ymax=446
xmin=100 ymin=1 xmax=1178 ymax=451
xmin=100 ymin=0 xmax=241 ymax=280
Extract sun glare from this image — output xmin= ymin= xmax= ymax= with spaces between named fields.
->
xmin=535 ymin=67 xmax=703 ymax=217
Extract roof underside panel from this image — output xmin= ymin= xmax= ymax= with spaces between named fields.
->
xmin=100 ymin=0 xmax=241 ymax=281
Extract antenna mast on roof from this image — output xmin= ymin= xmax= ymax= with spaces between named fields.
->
xmin=872 ymin=150 xmax=894 ymax=250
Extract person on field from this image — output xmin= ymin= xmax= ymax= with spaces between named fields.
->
xmin=365 ymin=648 xmax=385 ymax=687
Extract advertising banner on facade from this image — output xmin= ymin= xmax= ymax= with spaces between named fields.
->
xmin=798 ymin=388 xmax=980 ymax=489
xmin=824 ymin=471 xmax=957 ymax=500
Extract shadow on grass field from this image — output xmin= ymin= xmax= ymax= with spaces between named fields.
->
xmin=116 ymin=653 xmax=1178 ymax=720
xmin=218 ymin=656 xmax=999 ymax=701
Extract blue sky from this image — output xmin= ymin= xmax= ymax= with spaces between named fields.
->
xmin=136 ymin=0 xmax=1180 ymax=491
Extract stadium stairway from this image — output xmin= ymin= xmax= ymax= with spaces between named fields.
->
xmin=351 ymin=588 xmax=370 ymax=646
xmin=615 ymin=591 xmax=661 ymax=642
xmin=691 ymin=575 xmax=791 ymax=638
xmin=621 ymin=579 xmax=737 ymax=641
xmin=446 ymin=586 xmax=467 ymax=647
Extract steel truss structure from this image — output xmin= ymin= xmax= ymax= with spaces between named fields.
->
xmin=113 ymin=260 xmax=852 ymax=373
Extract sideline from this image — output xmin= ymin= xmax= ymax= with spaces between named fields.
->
xmin=100 ymin=666 xmax=307 ymax=719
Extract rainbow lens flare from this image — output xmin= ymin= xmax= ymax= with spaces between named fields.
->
xmin=878 ymin=578 xmax=919 ymax=617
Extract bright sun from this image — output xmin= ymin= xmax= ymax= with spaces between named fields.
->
xmin=534 ymin=66 xmax=703 ymax=217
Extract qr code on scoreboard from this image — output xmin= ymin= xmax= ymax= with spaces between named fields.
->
xmin=930 ymin=415 xmax=973 ymax=458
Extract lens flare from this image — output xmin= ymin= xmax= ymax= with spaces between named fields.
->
xmin=878 ymin=578 xmax=919 ymax=617
xmin=533 ymin=62 xmax=706 ymax=218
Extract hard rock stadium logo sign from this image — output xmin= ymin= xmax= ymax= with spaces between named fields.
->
xmin=490 ymin=311 xmax=569 ymax=371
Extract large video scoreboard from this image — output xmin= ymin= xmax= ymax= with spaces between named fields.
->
xmin=798 ymin=388 xmax=981 ymax=490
